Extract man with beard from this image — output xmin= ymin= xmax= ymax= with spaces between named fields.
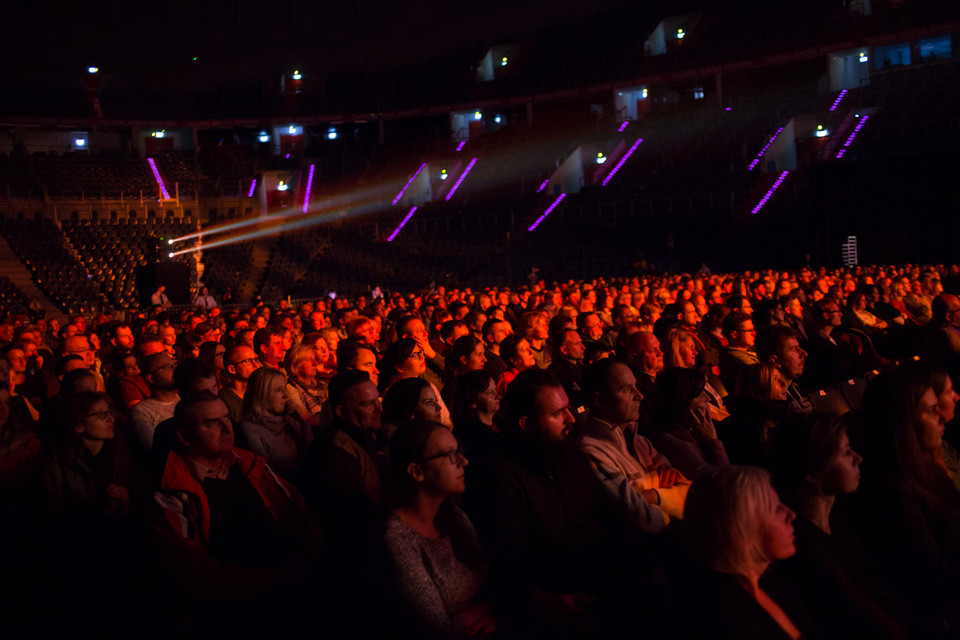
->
xmin=130 ymin=352 xmax=180 ymax=454
xmin=219 ymin=345 xmax=261 ymax=425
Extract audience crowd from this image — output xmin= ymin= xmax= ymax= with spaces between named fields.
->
xmin=3 ymin=262 xmax=960 ymax=638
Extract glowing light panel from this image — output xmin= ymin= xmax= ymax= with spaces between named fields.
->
xmin=836 ymin=115 xmax=870 ymax=158
xmin=751 ymin=171 xmax=790 ymax=214
xmin=392 ymin=163 xmax=427 ymax=205
xmin=247 ymin=179 xmax=257 ymax=198
xmin=456 ymin=141 xmax=466 ymax=151
xmin=277 ymin=181 xmax=288 ymax=192
xmin=828 ymin=89 xmax=848 ymax=112
xmin=302 ymin=164 xmax=315 ymax=213
xmin=528 ymin=193 xmax=567 ymax=231
xmin=146 ymin=158 xmax=171 ymax=200
xmin=75 ymin=138 xmax=86 ymax=147
xmin=444 ymin=158 xmax=478 ymax=201
xmin=618 ymin=121 xmax=629 ymax=132
xmin=601 ymin=138 xmax=643 ymax=186
xmin=387 ymin=206 xmax=418 ymax=241
xmin=748 ymin=127 xmax=784 ymax=171
xmin=87 ymin=66 xmax=98 ymax=74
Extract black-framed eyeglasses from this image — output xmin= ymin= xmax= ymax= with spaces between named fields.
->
xmin=85 ymin=410 xmax=112 ymax=420
xmin=421 ymin=447 xmax=467 ymax=465
xmin=231 ymin=357 xmax=259 ymax=367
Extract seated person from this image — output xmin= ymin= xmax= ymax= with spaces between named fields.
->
xmin=579 ymin=358 xmax=688 ymax=531
xmin=679 ymin=465 xmax=821 ymax=639
xmin=239 ymin=367 xmax=313 ymax=481
xmin=366 ymin=420 xmax=496 ymax=637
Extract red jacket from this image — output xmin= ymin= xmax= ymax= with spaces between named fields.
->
xmin=152 ymin=448 xmax=316 ymax=556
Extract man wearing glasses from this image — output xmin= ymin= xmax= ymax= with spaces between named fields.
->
xmin=219 ymin=345 xmax=261 ymax=424
xmin=718 ymin=311 xmax=759 ymax=392
xmin=62 ymin=333 xmax=104 ymax=391
xmin=130 ymin=352 xmax=180 ymax=456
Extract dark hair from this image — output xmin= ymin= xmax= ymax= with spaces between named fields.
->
xmin=59 ymin=367 xmax=96 ymax=394
xmin=653 ymin=367 xmax=707 ymax=426
xmin=328 ymin=369 xmax=373 ymax=411
xmin=337 ymin=337 xmax=377 ymax=373
xmin=173 ymin=390 xmax=223 ymax=444
xmin=60 ymin=391 xmax=113 ymax=453
xmin=379 ymin=338 xmax=418 ymax=378
xmin=499 ymin=334 xmax=527 ymax=368
xmin=388 ymin=419 xmax=448 ymax=504
xmin=582 ymin=357 xmax=628 ymax=405
xmin=173 ymin=358 xmax=216 ymax=398
xmin=502 ymin=368 xmax=562 ymax=432
xmin=755 ymin=325 xmax=798 ymax=364
xmin=445 ymin=335 xmax=483 ymax=377
xmin=253 ymin=327 xmax=283 ymax=356
xmin=451 ymin=369 xmax=496 ymax=428
xmin=771 ymin=412 xmax=851 ymax=504
xmin=722 ymin=311 xmax=751 ymax=337
xmin=382 ymin=377 xmax=431 ymax=425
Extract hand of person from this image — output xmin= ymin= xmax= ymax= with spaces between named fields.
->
xmin=657 ymin=467 xmax=682 ymax=488
xmin=456 ymin=600 xmax=498 ymax=635
xmin=687 ymin=405 xmax=717 ymax=440
xmin=105 ymin=484 xmax=130 ymax=515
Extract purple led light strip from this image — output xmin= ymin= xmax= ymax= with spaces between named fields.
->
xmin=828 ymin=89 xmax=848 ymax=112
xmin=456 ymin=141 xmax=466 ymax=151
xmin=537 ymin=179 xmax=549 ymax=193
xmin=836 ymin=115 xmax=870 ymax=158
xmin=444 ymin=158 xmax=478 ymax=201
xmin=528 ymin=193 xmax=567 ymax=231
xmin=601 ymin=138 xmax=643 ymax=186
xmin=147 ymin=158 xmax=171 ymax=200
xmin=748 ymin=127 xmax=784 ymax=171
xmin=618 ymin=121 xmax=629 ymax=132
xmin=247 ymin=178 xmax=257 ymax=198
xmin=302 ymin=164 xmax=315 ymax=213
xmin=392 ymin=163 xmax=427 ymax=205
xmin=387 ymin=206 xmax=418 ymax=242
xmin=751 ymin=171 xmax=789 ymax=214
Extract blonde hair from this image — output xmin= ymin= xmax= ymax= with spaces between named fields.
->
xmin=664 ymin=328 xmax=694 ymax=368
xmin=241 ymin=367 xmax=286 ymax=420
xmin=683 ymin=465 xmax=777 ymax=575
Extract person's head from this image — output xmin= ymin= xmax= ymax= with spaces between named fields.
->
xmin=253 ymin=327 xmax=286 ymax=366
xmin=772 ymin=413 xmax=862 ymax=506
xmin=931 ymin=294 xmax=960 ymax=328
xmin=110 ymin=323 xmax=135 ymax=351
xmin=812 ymin=299 xmax=842 ymax=329
xmin=60 ymin=368 xmax=98 ymax=395
xmin=553 ymin=329 xmax=585 ymax=364
xmin=583 ymin=358 xmax=642 ymax=428
xmin=701 ymin=303 xmax=731 ymax=337
xmin=337 ymin=338 xmax=380 ymax=386
xmin=113 ymin=352 xmax=141 ymax=378
xmin=653 ymin=367 xmax=708 ymax=427
xmin=383 ymin=377 xmax=441 ymax=425
xmin=397 ymin=315 xmax=429 ymax=344
xmin=447 ymin=335 xmax=486 ymax=376
xmin=329 ymin=370 xmax=381 ymax=431
xmin=174 ymin=392 xmax=234 ymax=462
xmin=722 ymin=311 xmax=756 ymax=349
xmin=347 ymin=316 xmax=380 ymax=345
xmin=503 ymin=368 xmax=574 ymax=444
xmin=664 ymin=328 xmax=697 ymax=369
xmin=142 ymin=352 xmax=177 ymax=392
xmin=241 ymin=366 xmax=289 ymax=420
xmin=623 ymin=331 xmax=663 ymax=376
xmin=451 ymin=370 xmax=499 ymax=426
xmin=482 ymin=318 xmax=512 ymax=349
xmin=861 ymin=363 xmax=947 ymax=492
xmin=381 ymin=338 xmax=426 ymax=382
xmin=929 ymin=367 xmax=960 ymax=423
xmin=577 ymin=312 xmax=604 ymax=342
xmin=735 ymin=363 xmax=788 ymax=402
xmin=283 ymin=343 xmax=318 ymax=384
xmin=62 ymin=391 xmax=115 ymax=453
xmin=224 ymin=344 xmax=260 ymax=383
xmin=500 ymin=334 xmax=535 ymax=371
xmin=756 ymin=325 xmax=805 ymax=384
xmin=62 ymin=334 xmax=95 ymax=368
xmin=389 ymin=420 xmax=467 ymax=505
xmin=173 ymin=358 xmax=218 ymax=398
xmin=683 ymin=465 xmax=796 ymax=576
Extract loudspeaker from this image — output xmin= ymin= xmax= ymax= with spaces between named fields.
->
xmin=137 ymin=262 xmax=191 ymax=307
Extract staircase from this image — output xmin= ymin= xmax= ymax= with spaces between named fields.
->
xmin=240 ymin=237 xmax=278 ymax=303
xmin=0 ymin=234 xmax=61 ymax=319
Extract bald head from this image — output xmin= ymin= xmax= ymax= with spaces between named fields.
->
xmin=625 ymin=331 xmax=663 ymax=377
xmin=932 ymin=294 xmax=960 ymax=328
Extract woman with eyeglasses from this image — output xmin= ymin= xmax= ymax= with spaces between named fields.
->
xmin=366 ymin=419 xmax=496 ymax=637
xmin=379 ymin=338 xmax=428 ymax=393
xmin=38 ymin=391 xmax=134 ymax=520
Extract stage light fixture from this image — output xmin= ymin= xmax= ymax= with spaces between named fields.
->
xmin=494 ymin=115 xmax=501 ymax=124
xmin=815 ymin=125 xmax=829 ymax=138
xmin=501 ymin=56 xmax=508 ymax=67
xmin=259 ymin=132 xmax=270 ymax=143
xmin=87 ymin=66 xmax=98 ymax=74
xmin=473 ymin=111 xmax=482 ymax=120
xmin=277 ymin=180 xmax=289 ymax=192
xmin=440 ymin=169 xmax=448 ymax=180
xmin=327 ymin=128 xmax=338 ymax=140
xmin=677 ymin=28 xmax=685 ymax=39
xmin=596 ymin=152 xmax=606 ymax=164
xmin=292 ymin=70 xmax=302 ymax=80
xmin=75 ymin=138 xmax=86 ymax=147
xmin=859 ymin=52 xmax=868 ymax=62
